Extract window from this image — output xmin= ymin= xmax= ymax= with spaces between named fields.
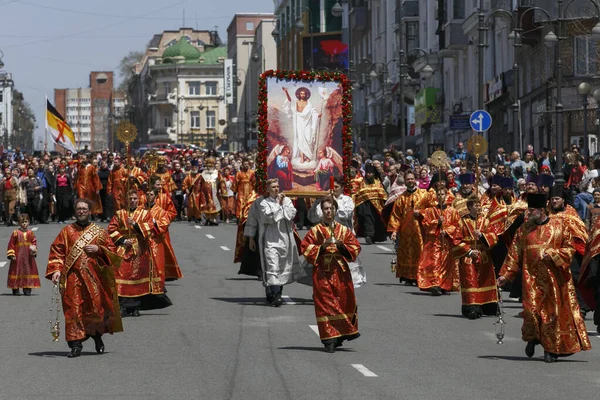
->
xmin=205 ymin=81 xmax=217 ymax=96
xmin=189 ymin=81 xmax=201 ymax=95
xmin=190 ymin=111 xmax=200 ymax=128
xmin=206 ymin=110 xmax=216 ymax=128
xmin=406 ymin=21 xmax=419 ymax=52
xmin=246 ymin=22 xmax=254 ymax=31
xmin=0 ymin=91 xmax=3 ymax=103
xmin=575 ymin=36 xmax=598 ymax=76
xmin=164 ymin=116 xmax=172 ymax=128
xmin=453 ymin=0 xmax=465 ymax=19
xmin=164 ymin=82 xmax=171 ymax=96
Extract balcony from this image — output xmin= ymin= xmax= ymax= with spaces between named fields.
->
xmin=147 ymin=93 xmax=175 ymax=105
xmin=439 ymin=21 xmax=469 ymax=57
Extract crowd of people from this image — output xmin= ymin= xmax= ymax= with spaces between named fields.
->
xmin=4 ymin=140 xmax=599 ymax=361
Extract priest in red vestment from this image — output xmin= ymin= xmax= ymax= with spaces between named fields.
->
xmin=301 ymin=196 xmax=362 ymax=353
xmin=498 ymin=193 xmax=591 ymax=363
xmin=233 ymin=158 xmax=256 ymax=220
xmin=107 ymin=157 xmax=128 ymax=211
xmin=109 ymin=190 xmax=172 ymax=317
xmin=46 ymin=198 xmax=122 ymax=358
xmin=75 ymin=154 xmax=102 ymax=217
xmin=6 ymin=214 xmax=40 ymax=296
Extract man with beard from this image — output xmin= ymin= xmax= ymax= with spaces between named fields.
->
xmin=388 ymin=170 xmax=434 ymax=285
xmin=498 ymin=193 xmax=591 ymax=363
xmin=538 ymin=174 xmax=554 ymax=197
xmin=171 ymin=161 xmax=187 ymax=221
xmin=154 ymin=158 xmax=176 ymax=194
xmin=452 ymin=173 xmax=476 ymax=217
xmin=233 ymin=158 xmax=256 ymax=222
xmin=354 ymin=164 xmax=388 ymax=244
xmin=301 ymin=197 xmax=362 ymax=353
xmin=46 ymin=198 xmax=122 ymax=358
xmin=453 ymin=195 xmax=499 ymax=319
xmin=109 ymin=190 xmax=172 ymax=317
xmin=75 ymin=154 xmax=103 ymax=219
xmin=198 ymin=157 xmax=224 ymax=226
xmin=548 ymin=185 xmax=590 ymax=317
xmin=108 ymin=157 xmax=127 ymax=211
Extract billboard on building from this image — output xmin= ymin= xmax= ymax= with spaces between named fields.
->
xmin=224 ymin=59 xmax=234 ymax=105
xmin=302 ymin=33 xmax=348 ymax=71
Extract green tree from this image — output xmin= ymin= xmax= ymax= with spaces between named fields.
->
xmin=117 ymin=50 xmax=144 ymax=90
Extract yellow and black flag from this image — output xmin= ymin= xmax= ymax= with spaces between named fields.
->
xmin=46 ymin=99 xmax=77 ymax=153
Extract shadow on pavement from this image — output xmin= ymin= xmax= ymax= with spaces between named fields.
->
xmin=407 ymin=292 xmax=433 ymax=296
xmin=28 ymin=351 xmax=98 ymax=358
xmin=479 ymin=355 xmax=587 ymax=363
xmin=210 ymin=297 xmax=314 ymax=305
xmin=225 ymin=277 xmax=262 ymax=281
xmin=432 ymin=313 xmax=464 ymax=319
xmin=373 ymin=283 xmax=403 ymax=287
xmin=278 ymin=346 xmax=356 ymax=353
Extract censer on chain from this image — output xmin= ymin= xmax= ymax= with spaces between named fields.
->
xmin=493 ymin=287 xmax=507 ymax=344
xmin=49 ymin=283 xmax=61 ymax=342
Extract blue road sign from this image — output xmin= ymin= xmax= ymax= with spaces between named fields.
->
xmin=469 ymin=110 xmax=492 ymax=132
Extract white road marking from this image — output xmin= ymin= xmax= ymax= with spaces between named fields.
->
xmin=206 ymin=234 xmax=215 ymax=239
xmin=281 ymin=295 xmax=296 ymax=305
xmin=0 ymin=261 xmax=6 ymax=268
xmin=587 ymin=331 xmax=600 ymax=338
xmin=351 ymin=364 xmax=378 ymax=377
xmin=309 ymin=325 xmax=319 ymax=336
xmin=194 ymin=225 xmax=202 ymax=229
xmin=220 ymin=246 xmax=230 ymax=251
xmin=376 ymin=245 xmax=392 ymax=252
xmin=31 ymin=227 xmax=38 ymax=231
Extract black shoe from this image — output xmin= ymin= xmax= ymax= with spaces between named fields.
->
xmin=429 ymin=287 xmax=443 ymax=296
xmin=324 ymin=343 xmax=336 ymax=353
xmin=525 ymin=341 xmax=536 ymax=358
xmin=544 ymin=351 xmax=557 ymax=363
xmin=12 ymin=289 xmax=20 ymax=296
xmin=23 ymin=289 xmax=31 ymax=296
xmin=131 ymin=309 xmax=141 ymax=317
xmin=365 ymin=237 xmax=373 ymax=245
xmin=467 ymin=310 xmax=479 ymax=320
xmin=597 ymin=325 xmax=600 ymax=334
xmin=120 ymin=307 xmax=127 ymax=317
xmin=93 ymin=335 xmax=104 ymax=354
xmin=67 ymin=347 xmax=81 ymax=358
xmin=272 ymin=294 xmax=284 ymax=307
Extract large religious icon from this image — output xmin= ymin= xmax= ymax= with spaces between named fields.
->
xmin=256 ymin=70 xmax=352 ymax=196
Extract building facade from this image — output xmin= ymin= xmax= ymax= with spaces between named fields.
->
xmin=129 ymin=28 xmax=227 ymax=148
xmin=54 ymin=71 xmax=125 ymax=151
xmin=0 ymin=71 xmax=14 ymax=149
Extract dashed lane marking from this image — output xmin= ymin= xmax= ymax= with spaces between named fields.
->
xmin=376 ymin=245 xmax=392 ymax=252
xmin=0 ymin=262 xmax=6 ymax=268
xmin=194 ymin=225 xmax=202 ymax=229
xmin=206 ymin=234 xmax=215 ymax=239
xmin=220 ymin=246 xmax=230 ymax=251
xmin=351 ymin=364 xmax=378 ymax=377
xmin=309 ymin=325 xmax=319 ymax=336
xmin=31 ymin=227 xmax=38 ymax=231
xmin=281 ymin=295 xmax=296 ymax=305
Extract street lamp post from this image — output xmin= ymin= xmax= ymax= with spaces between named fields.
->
xmin=594 ymin=89 xmax=600 ymax=145
xmin=579 ymin=82 xmax=592 ymax=158
xmin=296 ymin=6 xmax=314 ymax=70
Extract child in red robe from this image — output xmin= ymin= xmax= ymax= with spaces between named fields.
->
xmin=7 ymin=214 xmax=40 ymax=296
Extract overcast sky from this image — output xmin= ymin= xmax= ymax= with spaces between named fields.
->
xmin=0 ymin=0 xmax=273 ymax=149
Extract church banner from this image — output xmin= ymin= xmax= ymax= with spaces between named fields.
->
xmin=256 ymin=69 xmax=352 ymax=197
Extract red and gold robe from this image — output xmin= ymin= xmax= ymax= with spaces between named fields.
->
xmin=6 ymin=229 xmax=40 ymax=289
xmin=45 ymin=223 xmax=122 ymax=342
xmin=500 ymin=218 xmax=591 ymax=355
xmin=579 ymin=214 xmax=600 ymax=310
xmin=148 ymin=197 xmax=182 ymax=281
xmin=183 ymin=173 xmax=202 ymax=221
xmin=353 ymin=179 xmax=387 ymax=239
xmin=452 ymin=215 xmax=499 ymax=306
xmin=108 ymin=166 xmax=128 ymax=211
xmin=156 ymin=191 xmax=177 ymax=222
xmin=302 ymin=222 xmax=361 ymax=342
xmin=350 ymin=175 xmax=363 ymax=197
xmin=199 ymin=169 xmax=225 ymax=219
xmin=417 ymin=205 xmax=462 ymax=292
xmin=234 ymin=191 xmax=260 ymax=263
xmin=76 ymin=164 xmax=102 ymax=214
xmin=125 ymin=165 xmax=147 ymax=186
xmin=387 ymin=188 xmax=434 ymax=280
xmin=109 ymin=208 xmax=163 ymax=297
xmin=156 ymin=171 xmax=176 ymax=193
xmin=549 ymin=204 xmax=588 ymax=256
xmin=233 ymin=169 xmax=256 ymax=219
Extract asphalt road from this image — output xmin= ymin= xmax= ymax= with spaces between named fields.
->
xmin=0 ymin=221 xmax=598 ymax=400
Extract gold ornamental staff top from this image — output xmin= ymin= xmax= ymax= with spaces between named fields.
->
xmin=116 ymin=122 xmax=138 ymax=144
xmin=430 ymin=150 xmax=448 ymax=168
xmin=467 ymin=134 xmax=488 ymax=157
xmin=143 ymin=150 xmax=160 ymax=172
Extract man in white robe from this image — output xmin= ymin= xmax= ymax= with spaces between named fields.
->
xmin=282 ymin=86 xmax=320 ymax=163
xmin=250 ymin=179 xmax=305 ymax=306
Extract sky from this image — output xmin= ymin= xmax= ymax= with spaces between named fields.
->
xmin=0 ymin=0 xmax=273 ymax=149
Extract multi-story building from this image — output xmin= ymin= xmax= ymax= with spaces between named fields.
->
xmin=227 ymin=13 xmax=277 ymax=150
xmin=129 ymin=28 xmax=227 ymax=148
xmin=54 ymin=71 xmax=125 ymax=151
xmin=0 ymin=71 xmax=14 ymax=148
